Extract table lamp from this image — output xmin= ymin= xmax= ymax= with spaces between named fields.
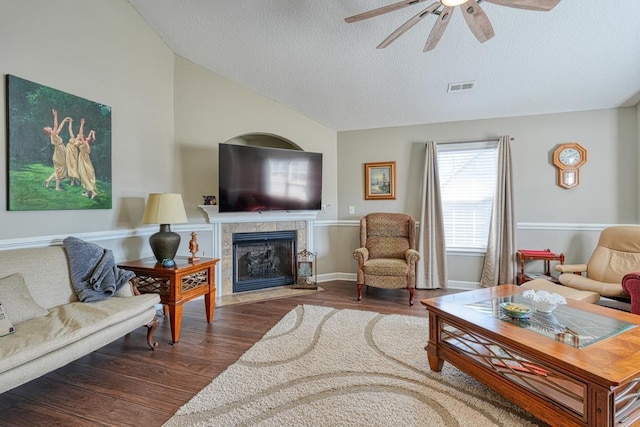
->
xmin=142 ymin=193 xmax=188 ymax=267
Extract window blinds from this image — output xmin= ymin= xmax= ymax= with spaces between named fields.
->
xmin=437 ymin=142 xmax=498 ymax=250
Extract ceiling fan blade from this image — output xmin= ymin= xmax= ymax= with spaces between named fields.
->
xmin=377 ymin=3 xmax=441 ymax=49
xmin=424 ymin=6 xmax=454 ymax=51
xmin=461 ymin=0 xmax=495 ymax=43
xmin=482 ymin=0 xmax=560 ymax=12
xmin=345 ymin=0 xmax=431 ymax=23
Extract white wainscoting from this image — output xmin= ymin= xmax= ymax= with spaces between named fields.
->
xmin=0 ymin=221 xmax=621 ymax=294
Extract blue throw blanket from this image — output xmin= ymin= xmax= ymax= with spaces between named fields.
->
xmin=63 ymin=237 xmax=135 ymax=302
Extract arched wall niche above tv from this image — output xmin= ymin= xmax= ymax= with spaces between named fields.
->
xmin=224 ymin=133 xmax=302 ymax=150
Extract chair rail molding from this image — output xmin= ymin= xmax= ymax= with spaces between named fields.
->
xmin=334 ymin=220 xmax=617 ymax=232
xmin=0 ymin=224 xmax=200 ymax=252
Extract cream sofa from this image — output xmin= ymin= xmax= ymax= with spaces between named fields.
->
xmin=0 ymin=245 xmax=160 ymax=394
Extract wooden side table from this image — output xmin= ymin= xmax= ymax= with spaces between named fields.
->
xmin=517 ymin=249 xmax=564 ymax=285
xmin=118 ymin=257 xmax=219 ymax=343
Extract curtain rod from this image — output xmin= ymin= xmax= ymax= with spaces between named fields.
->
xmin=434 ymin=137 xmax=514 ymax=145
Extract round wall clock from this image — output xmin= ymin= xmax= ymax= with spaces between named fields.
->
xmin=552 ymin=143 xmax=587 ymax=189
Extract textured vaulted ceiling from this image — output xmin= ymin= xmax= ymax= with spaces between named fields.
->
xmin=127 ymin=0 xmax=640 ymax=131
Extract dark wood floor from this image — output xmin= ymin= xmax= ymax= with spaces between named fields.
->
xmin=0 ymin=281 xmax=460 ymax=427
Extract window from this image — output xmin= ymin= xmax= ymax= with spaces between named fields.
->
xmin=437 ymin=141 xmax=498 ymax=251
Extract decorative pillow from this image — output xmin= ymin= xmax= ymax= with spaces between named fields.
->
xmin=0 ymin=303 xmax=15 ymax=336
xmin=0 ymin=273 xmax=49 ymax=324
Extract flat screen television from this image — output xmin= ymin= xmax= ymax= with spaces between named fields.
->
xmin=219 ymin=144 xmax=323 ymax=213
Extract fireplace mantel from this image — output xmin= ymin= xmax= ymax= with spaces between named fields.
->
xmin=199 ymin=205 xmax=319 ymax=223
xmin=198 ymin=205 xmax=317 ymax=296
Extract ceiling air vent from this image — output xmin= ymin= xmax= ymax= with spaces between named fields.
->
xmin=447 ymin=81 xmax=475 ymax=93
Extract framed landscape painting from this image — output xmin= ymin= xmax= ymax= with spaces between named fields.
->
xmin=6 ymin=75 xmax=112 ymax=211
xmin=364 ymin=161 xmax=396 ymax=200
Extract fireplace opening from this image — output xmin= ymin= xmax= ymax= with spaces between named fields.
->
xmin=232 ymin=230 xmax=297 ymax=293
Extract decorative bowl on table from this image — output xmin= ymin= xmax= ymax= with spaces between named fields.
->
xmin=500 ymin=302 xmax=532 ymax=318
xmin=521 ymin=289 xmax=567 ymax=313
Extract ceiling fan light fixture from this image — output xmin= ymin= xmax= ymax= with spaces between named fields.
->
xmin=441 ymin=0 xmax=467 ymax=6
xmin=345 ymin=0 xmax=560 ymax=52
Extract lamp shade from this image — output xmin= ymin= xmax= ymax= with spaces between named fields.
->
xmin=441 ymin=0 xmax=467 ymax=6
xmin=142 ymin=193 xmax=188 ymax=266
xmin=142 ymin=193 xmax=188 ymax=225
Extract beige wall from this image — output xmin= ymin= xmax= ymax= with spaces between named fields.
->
xmin=0 ymin=0 xmax=174 ymax=242
xmin=172 ymin=57 xmax=338 ymax=271
xmin=637 ymin=104 xmax=640 ymax=217
xmin=172 ymin=56 xmax=338 ymax=220
xmin=336 ymin=108 xmax=639 ymax=284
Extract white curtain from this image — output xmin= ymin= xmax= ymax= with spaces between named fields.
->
xmin=417 ymin=141 xmax=447 ymax=289
xmin=480 ymin=135 xmax=516 ymax=287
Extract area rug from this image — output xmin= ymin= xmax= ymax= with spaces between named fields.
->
xmin=163 ymin=305 xmax=544 ymax=426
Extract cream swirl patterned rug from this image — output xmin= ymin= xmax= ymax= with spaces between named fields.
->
xmin=164 ymin=305 xmax=544 ymax=426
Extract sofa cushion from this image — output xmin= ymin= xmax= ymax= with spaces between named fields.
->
xmin=0 ymin=273 xmax=49 ymax=324
xmin=366 ymin=236 xmax=410 ymax=259
xmin=0 ymin=246 xmax=78 ymax=309
xmin=363 ymin=258 xmax=409 ymax=276
xmin=0 ymin=304 xmax=16 ymax=337
xmin=0 ymin=292 xmax=159 ymax=375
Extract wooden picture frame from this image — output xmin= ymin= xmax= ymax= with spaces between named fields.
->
xmin=364 ymin=161 xmax=396 ymax=200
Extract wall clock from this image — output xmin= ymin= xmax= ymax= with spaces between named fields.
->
xmin=552 ymin=143 xmax=587 ymax=189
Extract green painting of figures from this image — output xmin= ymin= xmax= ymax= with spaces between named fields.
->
xmin=6 ymin=75 xmax=112 ymax=211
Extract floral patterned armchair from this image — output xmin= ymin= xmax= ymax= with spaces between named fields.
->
xmin=353 ymin=213 xmax=420 ymax=305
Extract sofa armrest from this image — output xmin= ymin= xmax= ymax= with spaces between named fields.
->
xmin=405 ymin=249 xmax=420 ymax=265
xmin=555 ymin=263 xmax=587 ymax=274
xmin=559 ymin=273 xmax=626 ymax=298
xmin=622 ymin=273 xmax=640 ymax=314
xmin=114 ymin=281 xmax=136 ymax=298
xmin=353 ymin=247 xmax=369 ymax=264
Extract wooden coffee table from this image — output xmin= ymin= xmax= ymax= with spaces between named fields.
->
xmin=421 ymin=285 xmax=640 ymax=427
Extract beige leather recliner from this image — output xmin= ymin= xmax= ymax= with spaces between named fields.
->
xmin=554 ymin=226 xmax=640 ymax=300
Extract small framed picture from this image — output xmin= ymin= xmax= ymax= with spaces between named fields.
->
xmin=364 ymin=161 xmax=396 ymax=200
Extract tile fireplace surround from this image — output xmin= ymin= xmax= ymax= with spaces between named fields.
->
xmin=199 ymin=206 xmax=317 ymax=297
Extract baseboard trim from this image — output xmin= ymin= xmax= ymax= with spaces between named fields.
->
xmin=317 ymin=272 xmax=354 ymax=282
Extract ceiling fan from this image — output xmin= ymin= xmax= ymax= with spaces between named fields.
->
xmin=345 ymin=0 xmax=560 ymax=52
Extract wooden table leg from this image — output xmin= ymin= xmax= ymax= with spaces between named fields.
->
xmin=426 ymin=311 xmax=444 ymax=372
xmin=167 ymin=303 xmax=183 ymax=343
xmin=204 ymin=290 xmax=215 ymax=323
xmin=427 ymin=351 xmax=444 ymax=372
xmin=589 ymin=385 xmax=614 ymax=426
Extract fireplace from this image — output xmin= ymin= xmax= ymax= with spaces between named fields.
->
xmin=198 ymin=205 xmax=316 ymax=296
xmin=232 ymin=230 xmax=297 ymax=292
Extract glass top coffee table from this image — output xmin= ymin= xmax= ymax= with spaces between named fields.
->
xmin=421 ymin=285 xmax=640 ymax=427
xmin=466 ymin=293 xmax=635 ymax=348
